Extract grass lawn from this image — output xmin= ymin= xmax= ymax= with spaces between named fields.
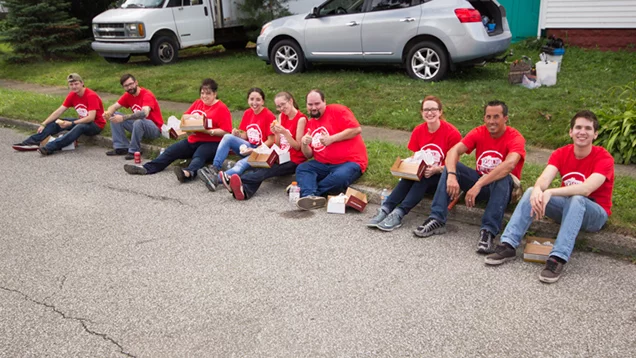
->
xmin=0 ymin=41 xmax=634 ymax=149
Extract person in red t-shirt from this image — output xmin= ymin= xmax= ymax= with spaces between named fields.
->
xmin=103 ymin=73 xmax=163 ymax=160
xmin=227 ymin=91 xmax=308 ymax=200
xmin=12 ymin=73 xmax=105 ymax=155
xmin=415 ymin=100 xmax=526 ymax=255
xmin=123 ymin=78 xmax=232 ymax=182
xmin=486 ymin=110 xmax=614 ymax=283
xmin=198 ymin=87 xmax=276 ymax=192
xmin=295 ymin=89 xmax=369 ymax=210
xmin=367 ymin=96 xmax=461 ymax=232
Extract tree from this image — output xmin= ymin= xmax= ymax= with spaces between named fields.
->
xmin=2 ymin=0 xmax=88 ymax=62
xmin=69 ymin=0 xmax=123 ymax=38
xmin=237 ymin=0 xmax=292 ymax=41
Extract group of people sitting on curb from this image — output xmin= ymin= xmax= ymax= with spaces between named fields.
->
xmin=11 ymin=73 xmax=615 ymax=284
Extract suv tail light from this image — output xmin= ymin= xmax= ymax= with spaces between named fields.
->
xmin=455 ymin=8 xmax=482 ymax=23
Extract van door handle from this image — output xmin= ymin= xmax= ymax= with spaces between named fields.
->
xmin=346 ymin=21 xmax=359 ymax=26
xmin=204 ymin=6 xmax=208 ymax=16
xmin=400 ymin=17 xmax=415 ymax=22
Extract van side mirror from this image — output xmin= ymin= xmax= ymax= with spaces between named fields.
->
xmin=312 ymin=7 xmax=320 ymax=17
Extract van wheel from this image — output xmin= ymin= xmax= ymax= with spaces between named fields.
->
xmin=271 ymin=40 xmax=305 ymax=74
xmin=405 ymin=41 xmax=448 ymax=81
xmin=150 ymin=36 xmax=178 ymax=65
xmin=104 ymin=56 xmax=130 ymax=64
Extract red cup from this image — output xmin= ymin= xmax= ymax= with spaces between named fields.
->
xmin=134 ymin=151 xmax=141 ymax=164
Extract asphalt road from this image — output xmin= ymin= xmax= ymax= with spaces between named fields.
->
xmin=1 ymin=127 xmax=635 ymax=358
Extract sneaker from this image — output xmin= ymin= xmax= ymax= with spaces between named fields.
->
xmin=12 ymin=142 xmax=39 ymax=151
xmin=197 ymin=167 xmax=218 ymax=192
xmin=367 ymin=208 xmax=388 ymax=228
xmin=219 ymin=171 xmax=232 ymax=193
xmin=230 ymin=174 xmax=245 ymax=200
xmin=124 ymin=164 xmax=147 ymax=175
xmin=124 ymin=152 xmax=137 ymax=160
xmin=296 ymin=196 xmax=327 ymax=210
xmin=174 ymin=167 xmax=187 ymax=183
xmin=476 ymin=229 xmax=496 ymax=254
xmin=106 ymin=148 xmax=128 ymax=156
xmin=413 ymin=218 xmax=446 ymax=237
xmin=539 ymin=257 xmax=566 ymax=284
xmin=37 ymin=146 xmax=52 ymax=156
xmin=377 ymin=210 xmax=403 ymax=232
xmin=484 ymin=243 xmax=517 ymax=265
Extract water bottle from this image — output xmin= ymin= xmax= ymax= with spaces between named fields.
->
xmin=380 ymin=188 xmax=389 ymax=206
xmin=289 ymin=181 xmax=300 ymax=205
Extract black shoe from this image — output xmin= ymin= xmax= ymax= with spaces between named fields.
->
xmin=124 ymin=164 xmax=147 ymax=175
xmin=413 ymin=218 xmax=446 ymax=237
xmin=539 ymin=256 xmax=566 ymax=284
xmin=37 ymin=146 xmax=52 ymax=156
xmin=197 ymin=167 xmax=219 ymax=192
xmin=296 ymin=196 xmax=327 ymax=210
xmin=106 ymin=148 xmax=128 ymax=156
xmin=124 ymin=152 xmax=137 ymax=160
xmin=476 ymin=229 xmax=496 ymax=254
xmin=12 ymin=142 xmax=39 ymax=151
xmin=485 ymin=243 xmax=517 ymax=265
xmin=174 ymin=167 xmax=189 ymax=183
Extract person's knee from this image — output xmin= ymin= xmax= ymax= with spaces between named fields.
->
xmin=132 ymin=120 xmax=145 ymax=131
xmin=569 ymin=195 xmax=587 ymax=208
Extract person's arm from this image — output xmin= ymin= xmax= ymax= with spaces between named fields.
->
xmin=72 ymin=110 xmax=96 ymax=125
xmin=464 ymin=152 xmax=522 ymax=207
xmin=263 ymin=134 xmax=276 ymax=147
xmin=320 ymin=126 xmax=361 ymax=146
xmin=122 ymin=105 xmax=151 ymax=121
xmin=443 ymin=142 xmax=469 ymax=200
xmin=103 ymin=102 xmax=122 ymax=121
xmin=38 ymin=105 xmax=68 ymax=133
xmin=301 ymin=129 xmax=313 ymax=159
xmin=288 ymin=116 xmax=307 ymax=151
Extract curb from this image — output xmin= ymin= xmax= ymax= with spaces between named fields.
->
xmin=3 ymin=116 xmax=636 ymax=257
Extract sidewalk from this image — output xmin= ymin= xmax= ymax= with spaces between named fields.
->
xmin=2 ymin=79 xmax=635 ymax=257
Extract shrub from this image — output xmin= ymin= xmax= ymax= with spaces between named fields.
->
xmin=595 ymin=81 xmax=636 ymax=164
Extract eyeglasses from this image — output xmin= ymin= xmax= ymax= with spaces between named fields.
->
xmin=422 ymin=108 xmax=440 ymax=113
xmin=275 ymin=101 xmax=289 ymax=110
xmin=122 ymin=81 xmax=136 ymax=88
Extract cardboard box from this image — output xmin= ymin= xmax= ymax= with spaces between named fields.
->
xmin=523 ymin=236 xmax=556 ymax=263
xmin=345 ymin=187 xmax=367 ymax=212
xmin=180 ymin=114 xmax=211 ymax=132
xmin=40 ymin=136 xmax=76 ymax=151
xmin=327 ymin=195 xmax=347 ymax=214
xmin=390 ymin=157 xmax=426 ymax=181
xmin=168 ymin=127 xmax=187 ymax=139
xmin=247 ymin=147 xmax=279 ymax=168
xmin=271 ymin=144 xmax=290 ymax=164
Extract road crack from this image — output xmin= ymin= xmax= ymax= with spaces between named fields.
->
xmin=102 ymin=184 xmax=191 ymax=207
xmin=0 ymin=286 xmax=136 ymax=357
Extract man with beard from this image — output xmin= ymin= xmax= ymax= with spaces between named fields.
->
xmin=414 ymin=100 xmax=526 ymax=255
xmin=295 ymin=89 xmax=368 ymax=210
xmin=12 ymin=73 xmax=105 ymax=155
xmin=103 ymin=73 xmax=163 ymax=160
xmin=485 ymin=110 xmax=614 ymax=283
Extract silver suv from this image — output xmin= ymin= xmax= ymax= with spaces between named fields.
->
xmin=256 ymin=0 xmax=511 ymax=81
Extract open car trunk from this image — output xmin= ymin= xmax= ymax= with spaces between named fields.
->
xmin=469 ymin=0 xmax=506 ymax=36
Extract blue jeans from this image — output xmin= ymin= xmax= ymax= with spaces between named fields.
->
xmin=382 ymin=175 xmax=440 ymax=216
xmin=240 ymin=161 xmax=297 ymax=199
xmin=429 ymin=162 xmax=512 ymax=235
xmin=110 ymin=115 xmax=161 ymax=154
xmin=295 ymin=160 xmax=362 ymax=197
xmin=500 ymin=188 xmax=608 ymax=262
xmin=23 ymin=118 xmax=102 ymax=152
xmin=143 ymin=139 xmax=219 ymax=176
xmin=212 ymin=134 xmax=256 ymax=171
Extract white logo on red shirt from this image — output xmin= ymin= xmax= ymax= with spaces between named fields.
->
xmin=246 ymin=124 xmax=262 ymax=145
xmin=562 ymin=172 xmax=586 ymax=186
xmin=131 ymin=104 xmax=143 ymax=113
xmin=280 ymin=134 xmax=290 ymax=151
xmin=419 ymin=144 xmax=444 ymax=166
xmin=311 ymin=127 xmax=329 ymax=153
xmin=75 ymin=104 xmax=88 ymax=118
xmin=476 ymin=150 xmax=503 ymax=175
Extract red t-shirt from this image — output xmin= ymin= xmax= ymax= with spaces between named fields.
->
xmin=547 ymin=144 xmax=615 ymax=216
xmin=239 ymin=108 xmax=275 ymax=146
xmin=306 ymin=104 xmax=368 ymax=172
xmin=408 ymin=120 xmax=462 ymax=166
xmin=185 ymin=99 xmax=232 ymax=144
xmin=63 ymin=88 xmax=105 ymax=129
xmin=279 ymin=111 xmax=307 ymax=165
xmin=117 ymin=87 xmax=163 ymax=129
xmin=462 ymin=125 xmax=526 ymax=179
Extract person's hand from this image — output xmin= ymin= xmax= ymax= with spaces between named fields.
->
xmin=103 ymin=111 xmax=112 ymax=121
xmin=465 ymin=184 xmax=482 ymax=208
xmin=319 ymin=134 xmax=334 ymax=146
xmin=424 ymin=165 xmax=441 ymax=178
xmin=37 ymin=125 xmax=45 ymax=134
xmin=446 ymin=174 xmax=460 ymax=202
xmin=301 ymin=129 xmax=312 ymax=146
xmin=58 ymin=120 xmax=72 ymax=129
xmin=530 ymin=188 xmax=551 ymax=220
xmin=110 ymin=114 xmax=124 ymax=124
xmin=232 ymin=128 xmax=243 ymax=137
xmin=271 ymin=123 xmax=286 ymax=134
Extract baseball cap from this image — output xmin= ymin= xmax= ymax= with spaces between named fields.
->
xmin=67 ymin=73 xmax=83 ymax=83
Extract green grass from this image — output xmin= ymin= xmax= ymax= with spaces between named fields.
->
xmin=0 ymin=42 xmax=635 ymax=149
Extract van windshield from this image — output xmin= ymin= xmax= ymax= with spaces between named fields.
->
xmin=121 ymin=0 xmax=165 ymax=8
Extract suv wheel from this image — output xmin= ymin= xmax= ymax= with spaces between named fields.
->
xmin=405 ymin=41 xmax=448 ymax=81
xmin=271 ymin=40 xmax=305 ymax=74
xmin=150 ymin=36 xmax=178 ymax=65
